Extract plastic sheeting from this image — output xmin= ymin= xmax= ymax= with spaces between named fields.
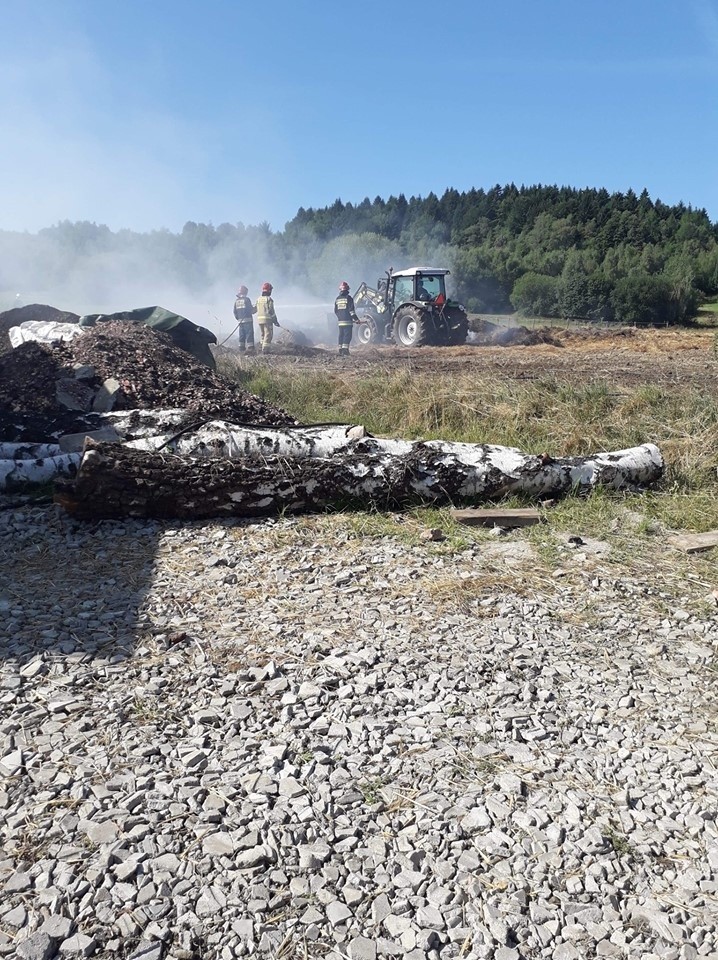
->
xmin=8 ymin=320 xmax=86 ymax=348
xmin=8 ymin=306 xmax=218 ymax=369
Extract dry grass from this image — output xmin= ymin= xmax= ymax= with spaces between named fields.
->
xmin=552 ymin=326 xmax=710 ymax=354
xmin=215 ymin=340 xmax=718 ymax=600
xmin=223 ymin=359 xmax=718 ymax=491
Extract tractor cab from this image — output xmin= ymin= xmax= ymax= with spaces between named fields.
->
xmin=385 ymin=268 xmax=449 ymax=310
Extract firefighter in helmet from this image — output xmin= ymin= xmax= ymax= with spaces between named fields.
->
xmin=334 ymin=280 xmax=359 ymax=356
xmin=234 ymin=284 xmax=257 ymax=354
xmin=255 ymin=282 xmax=279 ymax=354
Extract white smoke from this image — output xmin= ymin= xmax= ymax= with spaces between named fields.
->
xmin=0 ymin=220 xmax=461 ymax=347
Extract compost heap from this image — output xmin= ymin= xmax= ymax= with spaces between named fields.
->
xmin=0 ymin=321 xmax=296 ymax=443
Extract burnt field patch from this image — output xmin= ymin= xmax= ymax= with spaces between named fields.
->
xmin=223 ymin=325 xmax=718 ymax=389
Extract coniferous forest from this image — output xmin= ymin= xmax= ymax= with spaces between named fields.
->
xmin=3 ymin=184 xmax=717 ymax=324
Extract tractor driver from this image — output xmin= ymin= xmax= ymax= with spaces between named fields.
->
xmin=416 ymin=278 xmax=431 ymax=301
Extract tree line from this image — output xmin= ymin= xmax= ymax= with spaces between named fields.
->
xmin=2 ymin=184 xmax=717 ymax=324
xmin=288 ymin=186 xmax=718 ymax=323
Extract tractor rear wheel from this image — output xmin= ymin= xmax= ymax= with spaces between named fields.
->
xmin=445 ymin=308 xmax=469 ymax=345
xmin=393 ymin=306 xmax=430 ymax=347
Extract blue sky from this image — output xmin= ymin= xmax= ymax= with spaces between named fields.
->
xmin=3 ymin=0 xmax=718 ymax=233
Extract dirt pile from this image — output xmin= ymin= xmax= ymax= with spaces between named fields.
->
xmin=0 ymin=321 xmax=296 ymax=442
xmin=275 ymin=327 xmax=313 ymax=349
xmin=0 ymin=303 xmax=80 ymax=354
xmin=556 ymin=325 xmax=637 ymax=345
xmin=271 ymin=327 xmax=328 ymax=357
xmin=0 ymin=342 xmax=66 ymax=415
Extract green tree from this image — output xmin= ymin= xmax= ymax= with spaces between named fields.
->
xmin=453 ymin=247 xmax=511 ymax=312
xmin=557 ymin=252 xmax=593 ymax=318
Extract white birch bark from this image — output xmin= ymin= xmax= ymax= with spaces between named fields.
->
xmin=0 ymin=453 xmax=81 ymax=490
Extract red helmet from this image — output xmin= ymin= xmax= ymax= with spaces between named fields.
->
xmin=261 ymin=282 xmax=273 ymax=294
xmin=339 ymin=280 xmax=350 ymax=292
xmin=238 ymin=285 xmax=248 ymax=296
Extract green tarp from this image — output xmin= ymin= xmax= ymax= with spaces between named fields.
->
xmin=79 ymin=306 xmax=217 ymax=369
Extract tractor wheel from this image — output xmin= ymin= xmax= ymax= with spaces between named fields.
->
xmin=357 ymin=317 xmax=382 ymax=345
xmin=392 ymin=306 xmax=430 ymax=347
xmin=445 ymin=308 xmax=469 ymax=345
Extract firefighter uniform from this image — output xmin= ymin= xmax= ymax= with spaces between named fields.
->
xmin=334 ymin=292 xmax=359 ymax=355
xmin=255 ymin=294 xmax=278 ymax=352
xmin=233 ymin=293 xmax=257 ymax=353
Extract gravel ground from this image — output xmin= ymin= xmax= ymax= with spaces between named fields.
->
xmin=1 ymin=504 xmax=717 ymax=960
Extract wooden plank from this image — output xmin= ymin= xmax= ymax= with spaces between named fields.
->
xmin=450 ymin=507 xmax=542 ymax=528
xmin=668 ymin=531 xmax=718 ymax=554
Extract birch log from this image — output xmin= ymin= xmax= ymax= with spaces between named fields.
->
xmin=124 ymin=422 xmax=366 ymax=457
xmin=0 ymin=418 xmax=360 ymax=490
xmin=0 ymin=443 xmax=63 ymax=459
xmin=54 ymin=434 xmax=664 ymax=520
xmin=0 ymin=453 xmax=81 ymax=490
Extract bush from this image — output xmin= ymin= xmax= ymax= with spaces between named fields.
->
xmin=611 ymin=272 xmax=673 ymax=325
xmin=510 ymin=273 xmax=559 ymax=317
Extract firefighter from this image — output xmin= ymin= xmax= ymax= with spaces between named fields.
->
xmin=233 ymin=284 xmax=257 ymax=354
xmin=255 ymin=282 xmax=279 ymax=353
xmin=334 ymin=280 xmax=359 ymax=356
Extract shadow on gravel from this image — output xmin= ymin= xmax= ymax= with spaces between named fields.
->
xmin=0 ymin=321 xmax=302 ymax=668
xmin=0 ymin=503 xmax=166 ymax=667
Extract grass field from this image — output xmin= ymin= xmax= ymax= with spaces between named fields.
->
xmin=218 ymin=336 xmax=718 ymax=568
xmin=698 ymin=299 xmax=718 ymax=315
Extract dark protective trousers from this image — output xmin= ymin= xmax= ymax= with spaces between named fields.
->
xmin=338 ymin=323 xmax=353 ymax=349
xmin=238 ymin=321 xmax=255 ymax=352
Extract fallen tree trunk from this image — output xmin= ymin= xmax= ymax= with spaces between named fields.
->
xmin=55 ymin=435 xmax=664 ymax=520
xmin=0 ymin=442 xmax=63 ymax=459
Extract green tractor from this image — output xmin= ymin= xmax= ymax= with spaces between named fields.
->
xmin=354 ymin=267 xmax=468 ymax=347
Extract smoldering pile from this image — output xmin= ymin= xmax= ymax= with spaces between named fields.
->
xmin=469 ymin=317 xmax=562 ymax=347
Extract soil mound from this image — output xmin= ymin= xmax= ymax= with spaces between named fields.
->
xmin=556 ymin=325 xmax=637 ymax=344
xmin=0 ymin=303 xmax=80 ymax=354
xmin=0 ymin=341 xmax=65 ymax=414
xmin=276 ymin=327 xmax=313 ymax=349
xmin=468 ymin=317 xmax=501 ymax=337
xmin=269 ymin=342 xmax=327 ymax=358
xmin=0 ymin=321 xmax=296 ymax=441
